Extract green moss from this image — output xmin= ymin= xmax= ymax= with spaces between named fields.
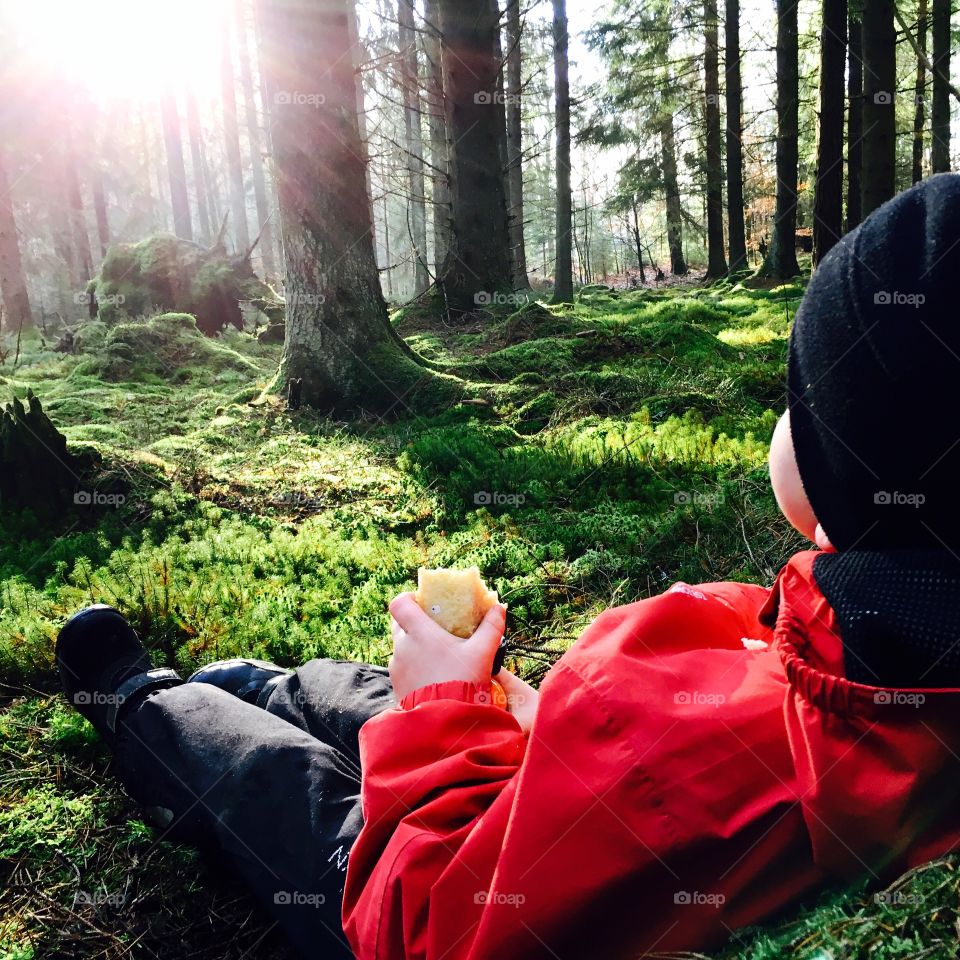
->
xmin=72 ymin=313 xmax=259 ymax=384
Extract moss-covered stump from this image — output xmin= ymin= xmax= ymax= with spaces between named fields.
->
xmin=0 ymin=391 xmax=93 ymax=516
xmin=90 ymin=235 xmax=284 ymax=337
xmin=73 ymin=313 xmax=260 ymax=384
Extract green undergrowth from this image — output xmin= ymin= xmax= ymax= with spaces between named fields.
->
xmin=5 ymin=281 xmax=952 ymax=959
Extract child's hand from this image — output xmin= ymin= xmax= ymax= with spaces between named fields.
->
xmin=389 ymin=592 xmax=507 ymax=702
xmin=495 ymin=668 xmax=540 ymax=735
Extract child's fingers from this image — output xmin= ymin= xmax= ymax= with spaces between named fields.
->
xmin=495 ymin=667 xmax=531 ymax=696
xmin=467 ymin=603 xmax=507 ymax=655
xmin=389 ymin=592 xmax=442 ymax=637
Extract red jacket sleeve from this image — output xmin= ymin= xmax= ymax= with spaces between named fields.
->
xmin=342 ymin=680 xmax=526 ymax=958
xmin=343 ymin=584 xmax=821 ymax=960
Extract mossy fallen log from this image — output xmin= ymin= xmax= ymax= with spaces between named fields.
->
xmin=89 ymin=234 xmax=284 ymax=337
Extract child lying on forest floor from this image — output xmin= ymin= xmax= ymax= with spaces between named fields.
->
xmin=58 ymin=173 xmax=960 ymax=960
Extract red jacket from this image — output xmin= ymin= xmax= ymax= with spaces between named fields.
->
xmin=343 ymin=551 xmax=960 ymax=958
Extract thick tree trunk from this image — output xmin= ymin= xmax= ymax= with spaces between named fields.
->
xmin=236 ymin=0 xmax=277 ymax=277
xmin=812 ymin=0 xmax=847 ymax=265
xmin=931 ymin=0 xmax=951 ymax=172
xmin=221 ymin=14 xmax=251 ymax=252
xmin=725 ymin=0 xmax=747 ymax=273
xmin=160 ymin=90 xmax=195 ymax=242
xmin=551 ymin=0 xmax=573 ymax=302
xmin=504 ymin=0 xmax=529 ymax=288
xmin=861 ymin=0 xmax=896 ymax=216
xmin=185 ymin=92 xmax=213 ymax=244
xmin=704 ymin=0 xmax=727 ymax=278
xmin=758 ymin=0 xmax=800 ymax=279
xmin=913 ymin=0 xmax=928 ymax=184
xmin=423 ymin=0 xmax=451 ymax=272
xmin=0 ymin=148 xmax=33 ymax=330
xmin=661 ymin=113 xmax=688 ymax=276
xmin=398 ymin=0 xmax=429 ymax=294
xmin=255 ymin=0 xmax=439 ymax=412
xmin=846 ymin=10 xmax=863 ymax=230
xmin=91 ymin=162 xmax=110 ymax=258
xmin=436 ymin=0 xmax=513 ymax=311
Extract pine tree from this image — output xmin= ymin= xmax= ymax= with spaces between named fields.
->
xmin=724 ymin=0 xmax=747 ymax=273
xmin=812 ymin=0 xmax=846 ymax=264
xmin=758 ymin=0 xmax=800 ymax=279
xmin=861 ymin=0 xmax=896 ymax=215
xmin=703 ymin=0 xmax=727 ymax=277
xmin=552 ymin=0 xmax=574 ymax=302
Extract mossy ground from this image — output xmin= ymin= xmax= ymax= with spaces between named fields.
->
xmin=2 ymin=288 xmax=956 ymax=959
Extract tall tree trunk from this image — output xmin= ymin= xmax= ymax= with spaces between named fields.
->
xmin=931 ymin=0 xmax=951 ymax=172
xmin=704 ymin=0 xmax=727 ymax=277
xmin=758 ymin=0 xmax=800 ymax=278
xmin=436 ymin=0 xmax=513 ymax=310
xmin=221 ymin=13 xmax=251 ymax=252
xmin=660 ymin=112 xmax=688 ymax=275
xmin=491 ymin=0 xmax=510 ymax=176
xmin=347 ymin=1 xmax=374 ymax=224
xmin=185 ymin=92 xmax=213 ymax=244
xmin=630 ymin=197 xmax=647 ymax=283
xmin=504 ymin=0 xmax=529 ymax=288
xmin=398 ymin=0 xmax=429 ymax=294
xmin=551 ymin=0 xmax=573 ymax=302
xmin=913 ymin=0 xmax=928 ymax=183
xmin=138 ymin=104 xmax=158 ymax=227
xmin=160 ymin=89 xmax=194 ymax=241
xmin=91 ymin=162 xmax=110 ymax=257
xmin=813 ymin=0 xmax=847 ymax=265
xmin=64 ymin=133 xmax=94 ymax=284
xmin=236 ymin=0 xmax=277 ymax=277
xmin=255 ymin=0 xmax=437 ymax=412
xmin=423 ymin=0 xmax=451 ymax=272
xmin=0 ymin=148 xmax=33 ymax=330
xmin=725 ymin=0 xmax=747 ymax=273
xmin=861 ymin=0 xmax=896 ymax=216
xmin=846 ymin=9 xmax=863 ymax=230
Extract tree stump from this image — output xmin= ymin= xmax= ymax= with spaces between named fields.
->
xmin=0 ymin=391 xmax=87 ymax=515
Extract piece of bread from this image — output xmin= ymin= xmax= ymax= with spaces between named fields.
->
xmin=414 ymin=567 xmax=498 ymax=638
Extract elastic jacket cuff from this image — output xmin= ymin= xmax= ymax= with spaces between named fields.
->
xmin=399 ymin=680 xmax=493 ymax=710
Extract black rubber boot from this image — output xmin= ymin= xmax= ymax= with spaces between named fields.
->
xmin=56 ymin=604 xmax=182 ymax=746
xmin=186 ymin=658 xmax=291 ymax=708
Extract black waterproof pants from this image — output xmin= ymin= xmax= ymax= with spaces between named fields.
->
xmin=114 ymin=660 xmax=395 ymax=958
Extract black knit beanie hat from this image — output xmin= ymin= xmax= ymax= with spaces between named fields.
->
xmin=788 ymin=173 xmax=960 ymax=552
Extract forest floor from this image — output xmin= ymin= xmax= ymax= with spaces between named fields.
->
xmin=2 ymin=286 xmax=960 ymax=959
